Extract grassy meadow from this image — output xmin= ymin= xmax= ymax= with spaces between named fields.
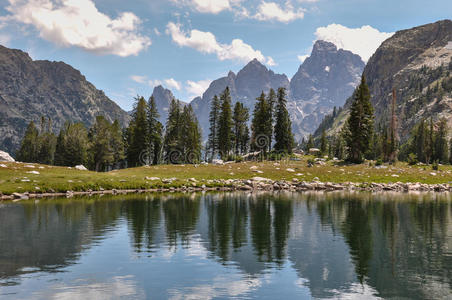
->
xmin=1 ymin=156 xmax=452 ymax=195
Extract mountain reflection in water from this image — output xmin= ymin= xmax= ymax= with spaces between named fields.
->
xmin=0 ymin=192 xmax=451 ymax=299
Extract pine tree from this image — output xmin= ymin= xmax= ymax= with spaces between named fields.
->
xmin=305 ymin=134 xmax=314 ymax=153
xmin=344 ymin=76 xmax=374 ymax=163
xmin=127 ymin=96 xmax=149 ymax=166
xmin=233 ymin=102 xmax=250 ymax=155
xmin=37 ymin=117 xmax=57 ymax=165
xmin=320 ymin=129 xmax=327 ymax=156
xmin=181 ymin=105 xmax=202 ymax=163
xmin=111 ymin=120 xmax=125 ymax=168
xmin=164 ymin=98 xmax=183 ymax=163
xmin=17 ymin=121 xmax=39 ymax=162
xmin=217 ymin=87 xmax=234 ymax=159
xmin=251 ymin=91 xmax=272 ymax=153
xmin=148 ymin=96 xmax=163 ymax=165
xmin=207 ymin=95 xmax=221 ymax=160
xmin=89 ymin=116 xmax=114 ymax=171
xmin=54 ymin=122 xmax=89 ymax=167
xmin=267 ymin=88 xmax=277 ymax=149
xmin=273 ymin=87 xmax=294 ymax=154
xmin=434 ymin=118 xmax=448 ymax=164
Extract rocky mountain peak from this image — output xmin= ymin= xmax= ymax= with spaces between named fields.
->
xmin=312 ymin=40 xmax=338 ymax=54
xmin=151 ymin=85 xmax=186 ymax=124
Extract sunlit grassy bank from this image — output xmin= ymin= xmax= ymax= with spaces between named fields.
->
xmin=1 ymin=157 xmax=452 ymax=196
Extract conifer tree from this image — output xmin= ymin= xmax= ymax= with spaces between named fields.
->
xmin=111 ymin=120 xmax=125 ymax=167
xmin=305 ymin=134 xmax=314 ymax=152
xmin=274 ymin=87 xmax=294 ymax=154
xmin=181 ymin=105 xmax=202 ymax=163
xmin=17 ymin=121 xmax=39 ymax=162
xmin=267 ymin=88 xmax=277 ymax=148
xmin=164 ymin=98 xmax=183 ymax=163
xmin=207 ymin=95 xmax=221 ymax=160
xmin=344 ymin=76 xmax=374 ymax=163
xmin=434 ymin=118 xmax=448 ymax=164
xmin=320 ymin=129 xmax=327 ymax=156
xmin=127 ymin=96 xmax=149 ymax=166
xmin=89 ymin=116 xmax=115 ymax=171
xmin=54 ymin=122 xmax=89 ymax=167
xmin=148 ymin=96 xmax=163 ymax=165
xmin=37 ymin=117 xmax=57 ymax=165
xmin=232 ymin=102 xmax=250 ymax=155
xmin=217 ymin=87 xmax=233 ymax=159
xmin=251 ymin=91 xmax=272 ymax=153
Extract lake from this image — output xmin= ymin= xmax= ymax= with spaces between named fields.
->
xmin=0 ymin=192 xmax=451 ymax=299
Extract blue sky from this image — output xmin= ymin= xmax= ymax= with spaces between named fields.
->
xmin=0 ymin=0 xmax=451 ymax=110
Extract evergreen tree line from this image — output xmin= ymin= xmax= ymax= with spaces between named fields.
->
xmin=206 ymin=86 xmax=294 ymax=160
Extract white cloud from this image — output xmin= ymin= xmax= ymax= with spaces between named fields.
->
xmin=186 ymin=79 xmax=212 ymax=97
xmin=131 ymin=75 xmax=148 ymax=84
xmin=154 ymin=28 xmax=161 ymax=36
xmin=172 ymin=0 xmax=232 ymax=14
xmin=3 ymin=0 xmax=151 ymax=57
xmin=165 ymin=78 xmax=182 ymax=91
xmin=166 ymin=22 xmax=275 ymax=65
xmin=0 ymin=33 xmax=11 ymax=46
xmin=149 ymin=79 xmax=163 ymax=87
xmin=314 ymin=24 xmax=394 ymax=61
xmin=255 ymin=1 xmax=305 ymax=23
xmin=297 ymin=54 xmax=309 ymax=63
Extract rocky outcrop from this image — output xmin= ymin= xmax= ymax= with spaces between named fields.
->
xmin=191 ymin=59 xmax=289 ymax=139
xmin=151 ymin=85 xmax=187 ymax=124
xmin=316 ymin=20 xmax=452 ymax=141
xmin=290 ymin=41 xmax=364 ymax=136
xmin=0 ymin=150 xmax=14 ymax=162
xmin=0 ymin=45 xmax=130 ymax=155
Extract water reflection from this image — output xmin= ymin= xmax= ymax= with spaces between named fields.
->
xmin=0 ymin=192 xmax=451 ymax=299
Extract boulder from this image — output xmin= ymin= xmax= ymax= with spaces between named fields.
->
xmin=212 ymin=159 xmax=224 ymax=165
xmin=75 ymin=165 xmax=88 ymax=171
xmin=0 ymin=151 xmax=14 ymax=162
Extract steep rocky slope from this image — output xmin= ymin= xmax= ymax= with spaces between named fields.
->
xmin=0 ymin=45 xmax=130 ymax=154
xmin=151 ymin=85 xmax=187 ymax=125
xmin=315 ymin=20 xmax=452 ymax=141
xmin=289 ymin=40 xmax=364 ymax=137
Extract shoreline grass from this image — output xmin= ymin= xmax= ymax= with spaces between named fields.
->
xmin=1 ymin=157 xmax=452 ymax=195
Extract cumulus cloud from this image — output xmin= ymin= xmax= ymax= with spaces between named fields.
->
xmin=186 ymin=79 xmax=212 ymax=97
xmin=3 ymin=0 xmax=151 ymax=57
xmin=297 ymin=54 xmax=309 ymax=63
xmin=254 ymin=1 xmax=305 ymax=23
xmin=166 ymin=22 xmax=275 ymax=65
xmin=314 ymin=24 xmax=394 ymax=61
xmin=165 ymin=78 xmax=182 ymax=91
xmin=130 ymin=75 xmax=148 ymax=84
xmin=171 ymin=0 xmax=234 ymax=14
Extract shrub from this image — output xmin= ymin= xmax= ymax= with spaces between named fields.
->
xmin=432 ymin=160 xmax=439 ymax=171
xmin=407 ymin=153 xmax=418 ymax=165
xmin=375 ymin=159 xmax=383 ymax=166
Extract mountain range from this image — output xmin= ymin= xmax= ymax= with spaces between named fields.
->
xmin=3 ymin=20 xmax=449 ymax=155
xmin=0 ymin=45 xmax=130 ymax=154
xmin=315 ymin=19 xmax=452 ymax=142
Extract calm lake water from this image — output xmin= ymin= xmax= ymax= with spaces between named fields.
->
xmin=0 ymin=192 xmax=451 ymax=299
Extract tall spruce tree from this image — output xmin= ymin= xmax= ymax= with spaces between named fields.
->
xmin=274 ymin=87 xmax=294 ymax=154
xmin=434 ymin=118 xmax=448 ymax=164
xmin=37 ymin=117 xmax=57 ymax=165
xmin=127 ymin=96 xmax=149 ymax=166
xmin=54 ymin=122 xmax=89 ymax=167
xmin=232 ymin=102 xmax=250 ymax=155
xmin=207 ymin=95 xmax=221 ymax=160
xmin=251 ymin=91 xmax=272 ymax=153
xmin=267 ymin=88 xmax=277 ymax=148
xmin=164 ymin=98 xmax=183 ymax=163
xmin=305 ymin=134 xmax=314 ymax=152
xmin=320 ymin=129 xmax=327 ymax=156
xmin=181 ymin=105 xmax=202 ymax=163
xmin=111 ymin=120 xmax=125 ymax=167
xmin=17 ymin=121 xmax=39 ymax=162
xmin=148 ymin=96 xmax=163 ymax=165
xmin=89 ymin=116 xmax=115 ymax=171
xmin=344 ymin=76 xmax=374 ymax=163
xmin=217 ymin=87 xmax=233 ymax=159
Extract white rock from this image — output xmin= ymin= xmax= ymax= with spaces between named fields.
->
xmin=286 ymin=168 xmax=295 ymax=172
xmin=145 ymin=176 xmax=160 ymax=181
xmin=75 ymin=165 xmax=88 ymax=171
xmin=250 ymin=165 xmax=258 ymax=170
xmin=430 ymin=172 xmax=437 ymax=176
xmin=212 ymin=159 xmax=224 ymax=165
xmin=0 ymin=150 xmax=14 ymax=162
xmin=391 ymin=174 xmax=399 ymax=177
xmin=24 ymin=165 xmax=35 ymax=168
xmin=252 ymin=177 xmax=272 ymax=182
xmin=26 ymin=171 xmax=40 ymax=175
xmin=0 ymin=164 xmax=7 ymax=168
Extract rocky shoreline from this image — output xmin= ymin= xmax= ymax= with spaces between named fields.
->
xmin=2 ymin=177 xmax=452 ymax=201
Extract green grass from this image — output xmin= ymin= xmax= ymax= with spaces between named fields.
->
xmin=1 ymin=157 xmax=451 ymax=195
